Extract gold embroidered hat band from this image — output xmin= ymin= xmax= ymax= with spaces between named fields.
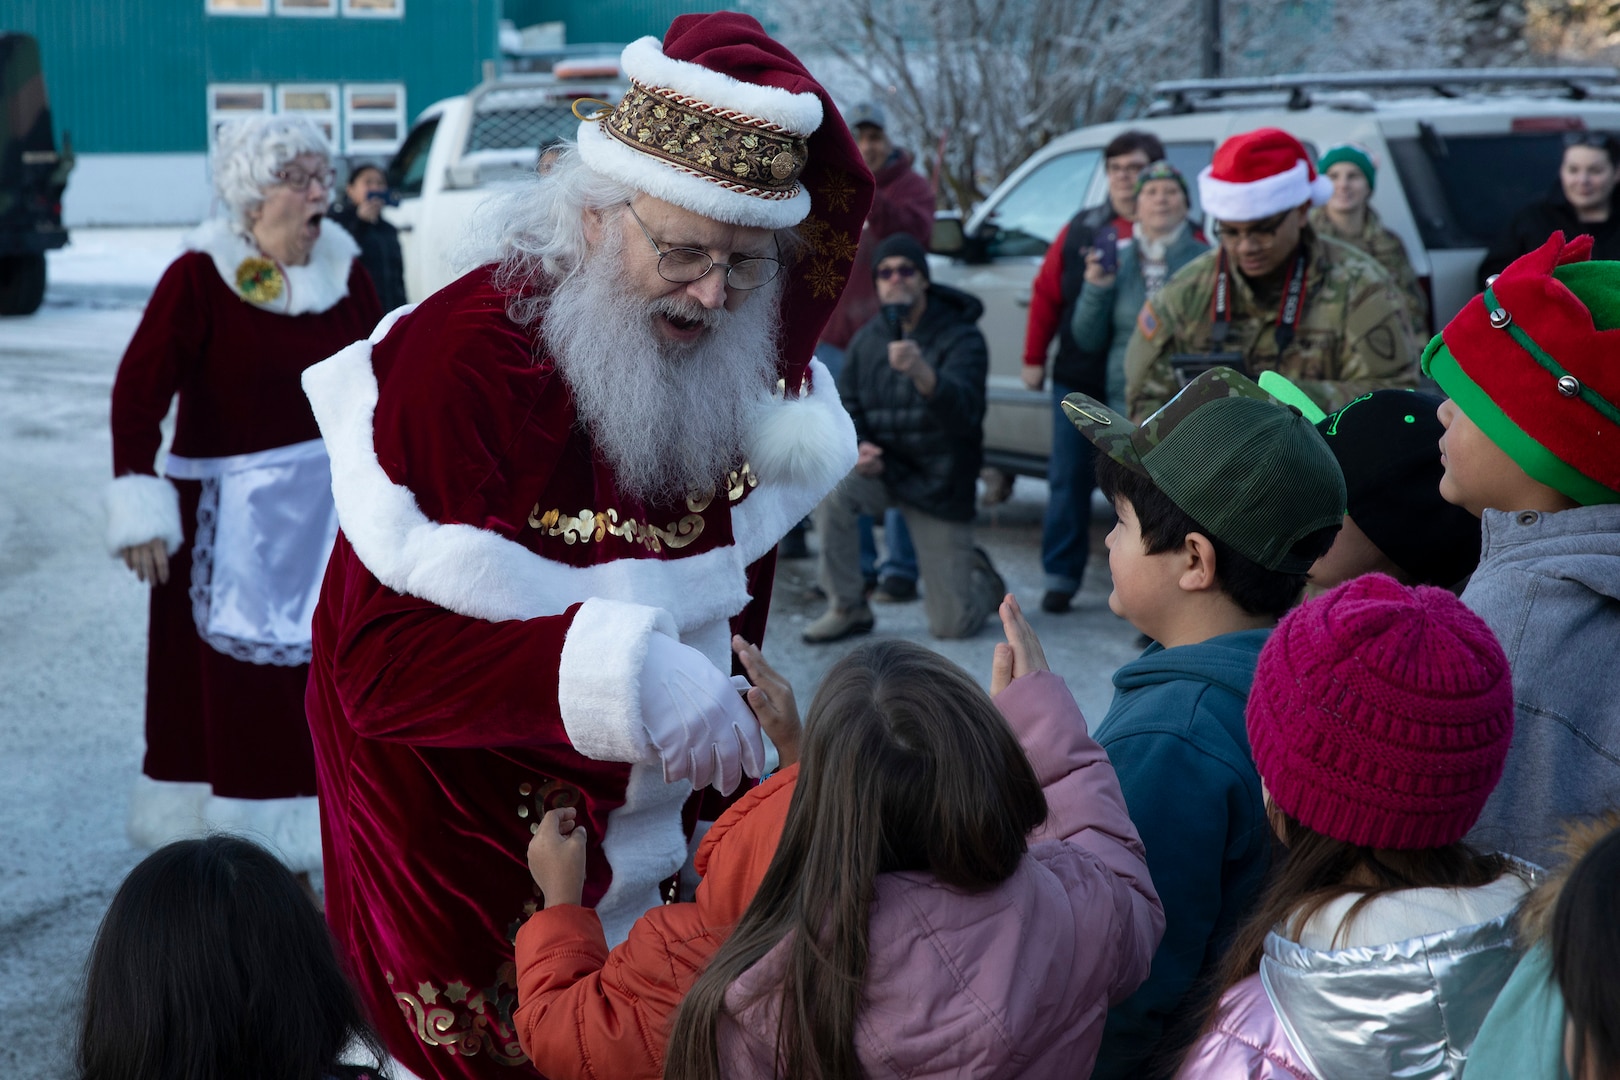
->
xmin=590 ymin=81 xmax=809 ymax=200
xmin=575 ymin=33 xmax=824 ymax=229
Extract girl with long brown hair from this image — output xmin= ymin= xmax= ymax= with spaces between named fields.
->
xmin=521 ymin=597 xmax=1163 ymax=1080
xmin=1175 ymin=574 xmax=1535 ymax=1080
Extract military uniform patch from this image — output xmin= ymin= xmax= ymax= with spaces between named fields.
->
xmin=1137 ymin=302 xmax=1159 ymax=339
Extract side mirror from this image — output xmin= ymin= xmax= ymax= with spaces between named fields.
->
xmin=930 ymin=214 xmax=965 ymax=256
xmin=445 ymin=161 xmax=480 ymax=189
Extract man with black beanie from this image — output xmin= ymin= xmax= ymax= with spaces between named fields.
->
xmin=805 ymin=232 xmax=1006 ymax=642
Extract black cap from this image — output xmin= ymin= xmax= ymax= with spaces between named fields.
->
xmin=871 ymin=232 xmax=929 ymax=282
xmin=1315 ymin=390 xmax=1481 ymax=588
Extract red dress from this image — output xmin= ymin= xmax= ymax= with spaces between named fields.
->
xmin=301 ymin=266 xmax=856 ymax=1080
xmin=107 ymin=219 xmax=381 ymax=870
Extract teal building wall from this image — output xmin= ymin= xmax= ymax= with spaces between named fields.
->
xmin=0 ymin=0 xmax=500 ymax=153
xmin=502 ymin=0 xmax=725 ymax=46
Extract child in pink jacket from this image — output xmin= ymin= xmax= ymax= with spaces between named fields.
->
xmin=648 ymin=597 xmax=1164 ymax=1080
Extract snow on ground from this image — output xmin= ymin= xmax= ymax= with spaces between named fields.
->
xmin=0 ymin=228 xmax=1137 ymax=1080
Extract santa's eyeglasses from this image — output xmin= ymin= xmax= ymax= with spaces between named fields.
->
xmin=624 ymin=202 xmax=782 ymax=291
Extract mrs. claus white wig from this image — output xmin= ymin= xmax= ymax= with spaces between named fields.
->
xmin=212 ymin=114 xmax=332 ymax=233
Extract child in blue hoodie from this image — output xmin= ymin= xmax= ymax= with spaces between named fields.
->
xmin=1059 ymin=368 xmax=1347 ymax=1080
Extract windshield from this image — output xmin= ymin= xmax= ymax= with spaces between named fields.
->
xmin=387 ymin=116 xmax=439 ymax=198
xmin=979 ymin=149 xmax=1103 ymax=258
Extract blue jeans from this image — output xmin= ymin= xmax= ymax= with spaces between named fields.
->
xmin=860 ymin=508 xmax=918 ymax=583
xmin=1041 ymin=380 xmax=1097 ymax=595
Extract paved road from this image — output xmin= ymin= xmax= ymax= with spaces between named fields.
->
xmin=0 ymin=233 xmax=1138 ymax=1080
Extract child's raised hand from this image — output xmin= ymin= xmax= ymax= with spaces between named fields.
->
xmin=733 ymin=635 xmax=802 ymax=768
xmin=527 ymin=807 xmax=586 ymax=909
xmin=990 ymin=594 xmax=1051 ymax=696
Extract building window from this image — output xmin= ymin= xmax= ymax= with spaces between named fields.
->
xmin=342 ymin=0 xmax=403 ymax=17
xmin=277 ymin=84 xmax=341 ymax=145
xmin=206 ymin=0 xmax=269 ymax=13
xmin=207 ymin=83 xmax=273 ymax=144
xmin=275 ymin=0 xmax=337 ymax=14
xmin=344 ymin=84 xmax=407 ymax=156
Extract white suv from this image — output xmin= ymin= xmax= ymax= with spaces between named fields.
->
xmin=929 ymin=69 xmax=1620 ymax=475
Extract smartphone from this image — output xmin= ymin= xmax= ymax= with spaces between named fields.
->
xmin=1093 ymin=224 xmax=1120 ymax=275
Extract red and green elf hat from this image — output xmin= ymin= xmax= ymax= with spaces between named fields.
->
xmin=1421 ymin=232 xmax=1620 ymax=505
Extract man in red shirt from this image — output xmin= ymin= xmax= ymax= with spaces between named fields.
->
xmin=1022 ymin=130 xmax=1163 ymax=614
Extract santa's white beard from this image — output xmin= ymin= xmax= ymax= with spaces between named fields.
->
xmin=541 ymin=234 xmax=783 ymax=504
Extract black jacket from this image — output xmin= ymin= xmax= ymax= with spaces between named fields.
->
xmin=330 ymin=204 xmax=407 ymax=312
xmin=1052 ymin=202 xmax=1120 ymax=394
xmin=1478 ymin=190 xmax=1620 ymax=286
xmin=838 ymin=282 xmax=988 ymax=522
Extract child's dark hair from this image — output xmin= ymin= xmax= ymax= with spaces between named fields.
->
xmin=1096 ymin=453 xmax=1338 ymax=618
xmin=1552 ymin=822 xmax=1620 ymax=1080
xmin=664 ymin=640 xmax=1048 ymax=1080
xmin=78 ymin=836 xmax=389 ymax=1080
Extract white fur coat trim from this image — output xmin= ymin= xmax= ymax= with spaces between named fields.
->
xmin=301 ymin=313 xmax=855 ymax=633
xmin=556 ymin=597 xmax=676 ymax=763
xmin=618 ymin=36 xmax=823 ymax=135
xmin=105 ymin=473 xmax=184 ymax=556
xmin=595 ymin=761 xmax=693 ymax=946
xmin=185 ymin=216 xmax=359 ymax=316
xmin=127 ymin=774 xmax=324 ymax=873
xmin=576 ymin=120 xmax=811 ymax=231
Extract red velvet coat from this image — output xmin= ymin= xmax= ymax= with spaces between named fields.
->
xmin=301 ymin=266 xmax=855 ymax=1080
xmin=107 ymin=224 xmax=379 ymax=870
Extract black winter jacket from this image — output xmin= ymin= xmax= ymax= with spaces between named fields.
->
xmin=330 ymin=204 xmax=408 ymax=312
xmin=838 ymin=282 xmax=988 ymax=522
xmin=1052 ymin=202 xmax=1120 ymax=394
xmin=1478 ymin=189 xmax=1620 ymax=286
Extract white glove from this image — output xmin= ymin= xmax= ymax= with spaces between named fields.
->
xmin=638 ymin=632 xmax=766 ymax=795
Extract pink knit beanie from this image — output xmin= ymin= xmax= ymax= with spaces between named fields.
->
xmin=1246 ymin=573 xmax=1514 ymax=850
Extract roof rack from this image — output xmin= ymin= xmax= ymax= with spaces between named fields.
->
xmin=1151 ymin=68 xmax=1620 ymax=113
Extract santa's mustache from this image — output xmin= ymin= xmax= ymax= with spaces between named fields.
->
xmin=649 ymin=295 xmax=725 ymax=333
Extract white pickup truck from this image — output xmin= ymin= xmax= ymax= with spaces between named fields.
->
xmin=383 ymin=59 xmax=627 ymax=302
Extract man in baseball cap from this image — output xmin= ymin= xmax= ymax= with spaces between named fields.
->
xmin=1122 ymin=127 xmax=1417 ymax=423
xmin=1062 ymin=366 xmax=1345 ymax=1080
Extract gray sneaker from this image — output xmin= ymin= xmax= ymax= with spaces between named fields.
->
xmin=802 ymin=604 xmax=875 ymax=644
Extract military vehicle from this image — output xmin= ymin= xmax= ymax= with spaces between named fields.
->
xmin=0 ymin=32 xmax=72 ymax=316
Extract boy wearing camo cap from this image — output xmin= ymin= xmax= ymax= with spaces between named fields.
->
xmin=1069 ymin=368 xmax=1347 ymax=1080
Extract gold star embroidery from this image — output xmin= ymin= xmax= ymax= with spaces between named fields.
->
xmin=805 ymin=258 xmax=846 ymax=300
xmin=445 ymin=980 xmax=470 ymax=1004
xmin=823 ymin=231 xmax=858 ymax=263
xmin=820 ymin=172 xmax=856 ymax=214
xmin=798 ymin=215 xmax=829 ymax=253
xmin=417 ymin=981 xmax=438 ymax=1005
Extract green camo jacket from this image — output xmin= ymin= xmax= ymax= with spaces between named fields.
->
xmin=1122 ymin=229 xmax=1417 ymax=421
xmin=1310 ymin=204 xmax=1429 ymax=339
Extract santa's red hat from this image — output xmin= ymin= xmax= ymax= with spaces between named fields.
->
xmin=1197 ymin=127 xmax=1334 ymax=223
xmin=1422 ymin=232 xmax=1620 ymax=505
xmin=576 ymin=12 xmax=873 ymax=388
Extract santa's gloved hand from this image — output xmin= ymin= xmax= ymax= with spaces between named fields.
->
xmin=638 ymin=632 xmax=766 ymax=794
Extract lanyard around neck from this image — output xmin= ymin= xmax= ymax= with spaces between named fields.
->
xmin=1210 ymin=246 xmax=1309 ymax=351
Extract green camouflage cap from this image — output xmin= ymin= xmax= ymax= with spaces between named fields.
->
xmin=1061 ymin=367 xmax=1347 ymax=572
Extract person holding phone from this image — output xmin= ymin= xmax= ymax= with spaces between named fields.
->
xmin=1123 ymin=128 xmax=1416 ymax=422
xmin=1024 ymin=130 xmax=1163 ymax=615
xmin=1070 ymin=161 xmax=1207 ymax=415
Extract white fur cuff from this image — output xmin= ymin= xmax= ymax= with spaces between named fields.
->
xmin=557 ymin=596 xmax=679 ymax=762
xmin=105 ymin=473 xmax=184 ymax=556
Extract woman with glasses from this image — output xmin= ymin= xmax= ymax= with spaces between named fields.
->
xmin=1480 ymin=131 xmax=1620 ymax=285
xmin=105 ymin=114 xmax=380 ymax=880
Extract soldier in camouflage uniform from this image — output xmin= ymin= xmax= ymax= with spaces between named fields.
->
xmin=1123 ymin=128 xmax=1416 ymax=422
xmin=1310 ymin=143 xmax=1428 ymax=339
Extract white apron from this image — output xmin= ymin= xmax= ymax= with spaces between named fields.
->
xmin=166 ymin=438 xmax=338 ymax=666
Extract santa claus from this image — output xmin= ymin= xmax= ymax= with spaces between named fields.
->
xmin=299 ymin=13 xmax=872 ymax=1080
